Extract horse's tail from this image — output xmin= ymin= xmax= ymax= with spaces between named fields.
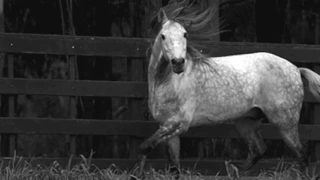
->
xmin=299 ymin=67 xmax=320 ymax=101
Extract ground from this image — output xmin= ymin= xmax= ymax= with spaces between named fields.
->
xmin=1 ymin=154 xmax=318 ymax=180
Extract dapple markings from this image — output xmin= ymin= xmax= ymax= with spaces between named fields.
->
xmin=133 ymin=1 xmax=318 ymax=179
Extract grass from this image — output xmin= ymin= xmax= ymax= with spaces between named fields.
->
xmin=0 ymin=152 xmax=318 ymax=180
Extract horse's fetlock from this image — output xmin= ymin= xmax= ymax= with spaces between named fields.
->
xmin=298 ymin=155 xmax=309 ymax=167
xmin=139 ymin=142 xmax=152 ymax=155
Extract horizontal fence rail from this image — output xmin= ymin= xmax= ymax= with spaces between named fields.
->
xmin=0 ymin=33 xmax=320 ymax=63
xmin=0 ymin=78 xmax=317 ymax=102
xmin=0 ymin=33 xmax=150 ymax=57
xmin=0 ymin=118 xmax=319 ymax=140
xmin=0 ymin=78 xmax=148 ymax=98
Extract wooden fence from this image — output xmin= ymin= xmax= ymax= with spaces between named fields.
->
xmin=0 ymin=33 xmax=320 ymax=175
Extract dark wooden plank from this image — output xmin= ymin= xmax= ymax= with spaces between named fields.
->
xmin=126 ymin=2 xmax=145 ymax=158
xmin=7 ymin=54 xmax=16 ymax=157
xmin=0 ymin=78 xmax=148 ymax=98
xmin=0 ymin=118 xmax=319 ymax=140
xmin=311 ymin=15 xmax=320 ymax=162
xmin=0 ymin=33 xmax=150 ymax=57
xmin=311 ymin=65 xmax=320 ymax=162
xmin=127 ymin=57 xmax=143 ymax=158
xmin=305 ymin=90 xmax=318 ymax=103
xmin=202 ymin=41 xmax=320 ymax=64
xmin=0 ymin=8 xmax=5 ymax=76
xmin=0 ymin=0 xmax=4 ymax=159
xmin=0 ymin=33 xmax=320 ymax=63
xmin=0 ymin=78 xmax=317 ymax=102
xmin=1 ymin=157 xmax=319 ymax=176
xmin=68 ymin=56 xmax=77 ymax=156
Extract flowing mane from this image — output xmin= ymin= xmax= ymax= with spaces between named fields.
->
xmin=148 ymin=0 xmax=220 ymax=63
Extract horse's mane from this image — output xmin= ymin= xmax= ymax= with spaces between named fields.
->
xmin=148 ymin=0 xmax=220 ymax=64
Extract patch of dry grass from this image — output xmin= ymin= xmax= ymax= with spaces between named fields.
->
xmin=0 ymin=152 xmax=318 ymax=180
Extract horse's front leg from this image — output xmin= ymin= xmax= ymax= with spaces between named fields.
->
xmin=167 ymin=136 xmax=181 ymax=179
xmin=135 ymin=119 xmax=189 ymax=179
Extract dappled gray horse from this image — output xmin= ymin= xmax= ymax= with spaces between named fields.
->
xmin=134 ymin=1 xmax=317 ymax=179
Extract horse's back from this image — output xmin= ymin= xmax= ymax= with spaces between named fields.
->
xmin=211 ymin=52 xmax=301 ymax=85
xmin=212 ymin=52 xmax=304 ymax=106
xmin=211 ymin=52 xmax=297 ymax=71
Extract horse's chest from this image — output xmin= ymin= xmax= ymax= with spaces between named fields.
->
xmin=149 ymin=88 xmax=180 ymax=123
xmin=150 ymin=79 xmax=196 ymax=123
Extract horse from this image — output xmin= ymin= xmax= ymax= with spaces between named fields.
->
xmin=133 ymin=2 xmax=318 ymax=179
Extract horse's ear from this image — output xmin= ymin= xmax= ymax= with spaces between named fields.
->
xmin=158 ymin=8 xmax=168 ymax=24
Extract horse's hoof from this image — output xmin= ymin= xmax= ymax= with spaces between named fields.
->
xmin=169 ymin=166 xmax=181 ymax=180
xmin=130 ymin=166 xmax=145 ymax=180
xmin=239 ymin=155 xmax=262 ymax=173
xmin=129 ymin=176 xmax=138 ymax=180
xmin=225 ymin=160 xmax=240 ymax=179
xmin=129 ymin=173 xmax=145 ymax=180
xmin=239 ymin=161 xmax=253 ymax=172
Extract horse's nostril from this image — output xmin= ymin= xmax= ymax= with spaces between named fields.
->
xmin=172 ymin=59 xmax=177 ymax=65
xmin=172 ymin=58 xmax=184 ymax=65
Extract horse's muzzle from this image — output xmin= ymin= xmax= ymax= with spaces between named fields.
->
xmin=172 ymin=58 xmax=185 ymax=74
xmin=172 ymin=65 xmax=184 ymax=74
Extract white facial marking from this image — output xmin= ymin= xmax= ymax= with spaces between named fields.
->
xmin=160 ymin=21 xmax=187 ymax=62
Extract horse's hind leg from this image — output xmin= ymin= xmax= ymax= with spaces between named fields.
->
xmin=235 ymin=118 xmax=267 ymax=171
xmin=167 ymin=136 xmax=180 ymax=178
xmin=266 ymin=109 xmax=309 ymax=174
xmin=279 ymin=126 xmax=308 ymax=173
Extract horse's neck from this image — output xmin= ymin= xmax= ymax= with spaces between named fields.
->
xmin=148 ymin=38 xmax=170 ymax=81
xmin=148 ymin=38 xmax=162 ymax=73
xmin=148 ymin=38 xmax=175 ymax=100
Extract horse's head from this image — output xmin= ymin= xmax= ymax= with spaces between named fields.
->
xmin=157 ymin=9 xmax=187 ymax=74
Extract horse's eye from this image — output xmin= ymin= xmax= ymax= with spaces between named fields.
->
xmin=184 ymin=32 xmax=188 ymax=38
xmin=161 ymin=34 xmax=165 ymax=40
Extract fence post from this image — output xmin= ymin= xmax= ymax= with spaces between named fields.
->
xmin=127 ymin=58 xmax=143 ymax=158
xmin=0 ymin=0 xmax=16 ymax=158
xmin=311 ymin=66 xmax=320 ymax=163
xmin=0 ymin=0 xmax=4 ymax=156
xmin=69 ymin=56 xmax=77 ymax=155
xmin=311 ymin=11 xmax=320 ymax=163
xmin=7 ymin=54 xmax=15 ymax=157
xmin=126 ymin=1 xmax=146 ymax=159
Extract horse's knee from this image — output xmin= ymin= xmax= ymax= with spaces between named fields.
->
xmin=139 ymin=120 xmax=187 ymax=156
xmin=245 ymin=145 xmax=265 ymax=164
xmin=255 ymin=131 xmax=267 ymax=154
xmin=242 ymin=129 xmax=267 ymax=155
